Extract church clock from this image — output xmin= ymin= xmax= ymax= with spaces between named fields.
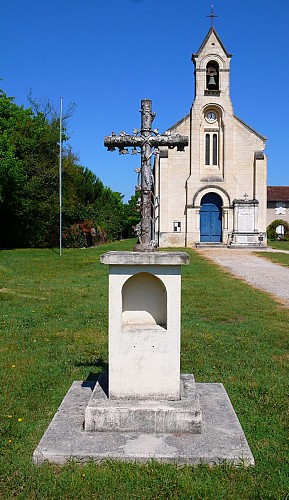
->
xmin=206 ymin=111 xmax=217 ymax=123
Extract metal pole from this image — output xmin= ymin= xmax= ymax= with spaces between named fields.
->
xmin=59 ymin=97 xmax=63 ymax=256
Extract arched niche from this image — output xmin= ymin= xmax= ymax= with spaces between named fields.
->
xmin=206 ymin=60 xmax=219 ymax=90
xmin=122 ymin=272 xmax=167 ymax=329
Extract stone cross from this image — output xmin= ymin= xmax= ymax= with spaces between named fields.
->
xmin=104 ymin=99 xmax=188 ymax=251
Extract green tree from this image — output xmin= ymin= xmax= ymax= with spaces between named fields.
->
xmin=267 ymin=219 xmax=289 ymax=241
xmin=0 ymin=88 xmax=134 ymax=248
xmin=94 ymin=187 xmax=127 ymax=241
xmin=123 ymin=193 xmax=141 ymax=238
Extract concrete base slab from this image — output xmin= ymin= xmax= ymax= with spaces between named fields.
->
xmin=33 ymin=380 xmax=254 ymax=466
xmin=85 ymin=373 xmax=202 ymax=433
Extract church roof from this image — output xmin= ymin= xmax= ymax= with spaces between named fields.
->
xmin=166 ymin=112 xmax=267 ymax=142
xmin=234 ymin=115 xmax=267 ymax=142
xmin=267 ymin=186 xmax=289 ymax=201
xmin=192 ymin=27 xmax=232 ymax=62
xmin=167 ymin=113 xmax=190 ymax=132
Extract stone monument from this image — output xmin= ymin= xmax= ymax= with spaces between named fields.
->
xmin=33 ymin=100 xmax=254 ymax=466
xmin=229 ymin=194 xmax=266 ymax=246
xmin=85 ymin=100 xmax=202 ymax=434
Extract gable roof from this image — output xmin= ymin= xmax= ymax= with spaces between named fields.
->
xmin=166 ymin=113 xmax=190 ymax=132
xmin=234 ymin=115 xmax=267 ymax=142
xmin=192 ymin=27 xmax=232 ymax=62
xmin=267 ymin=186 xmax=289 ymax=201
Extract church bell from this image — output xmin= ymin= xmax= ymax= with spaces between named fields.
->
xmin=208 ymin=75 xmax=216 ymax=87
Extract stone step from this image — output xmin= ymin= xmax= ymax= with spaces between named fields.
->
xmin=195 ymin=243 xmax=228 ymax=248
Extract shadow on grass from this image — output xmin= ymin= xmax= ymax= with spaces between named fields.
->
xmin=81 ymin=372 xmax=108 ymax=397
xmin=76 ymin=357 xmax=108 ymax=372
xmin=78 ymin=357 xmax=108 ymax=392
xmin=82 ymin=372 xmax=109 ymax=396
xmin=50 ymin=247 xmax=61 ymax=255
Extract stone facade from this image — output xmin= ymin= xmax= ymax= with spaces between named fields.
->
xmin=155 ymin=28 xmax=267 ymax=247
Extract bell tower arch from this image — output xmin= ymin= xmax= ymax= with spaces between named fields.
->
xmin=192 ymin=27 xmax=233 ymax=105
xmin=206 ymin=60 xmax=219 ymax=91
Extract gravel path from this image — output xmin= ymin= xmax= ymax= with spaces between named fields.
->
xmin=197 ymin=247 xmax=289 ymax=307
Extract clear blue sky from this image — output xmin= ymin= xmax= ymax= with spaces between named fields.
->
xmin=1 ymin=0 xmax=288 ymax=200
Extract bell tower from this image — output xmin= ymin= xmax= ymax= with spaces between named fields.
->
xmin=192 ymin=26 xmax=233 ymax=109
xmin=188 ymin=26 xmax=234 ymax=200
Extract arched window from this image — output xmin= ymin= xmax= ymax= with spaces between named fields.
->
xmin=205 ymin=134 xmax=210 ymax=165
xmin=213 ymin=134 xmax=218 ymax=165
xmin=205 ymin=132 xmax=218 ymax=166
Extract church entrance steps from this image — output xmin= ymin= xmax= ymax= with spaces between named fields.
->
xmin=228 ymin=245 xmax=266 ymax=249
xmin=195 ymin=243 xmax=227 ymax=249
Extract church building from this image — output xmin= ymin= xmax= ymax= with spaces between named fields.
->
xmin=155 ymin=27 xmax=267 ymax=247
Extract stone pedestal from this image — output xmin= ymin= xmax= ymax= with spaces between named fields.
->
xmin=84 ymin=251 xmax=202 ymax=434
xmin=85 ymin=373 xmax=202 ymax=433
xmin=33 ymin=381 xmax=255 ymax=466
xmin=101 ymin=251 xmax=189 ymax=401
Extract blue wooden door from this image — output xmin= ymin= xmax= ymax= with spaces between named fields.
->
xmin=200 ymin=193 xmax=222 ymax=242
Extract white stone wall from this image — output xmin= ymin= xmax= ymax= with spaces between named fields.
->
xmin=157 ymin=116 xmax=190 ymax=248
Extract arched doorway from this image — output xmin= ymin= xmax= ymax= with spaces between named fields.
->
xmin=200 ymin=193 xmax=222 ymax=242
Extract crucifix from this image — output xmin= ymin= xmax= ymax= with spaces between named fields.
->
xmin=207 ymin=5 xmax=218 ymax=27
xmin=104 ymin=99 xmax=188 ymax=252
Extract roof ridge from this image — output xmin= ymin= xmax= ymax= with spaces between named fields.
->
xmin=234 ymin=114 xmax=267 ymax=142
xmin=192 ymin=27 xmax=232 ymax=61
xmin=166 ymin=113 xmax=190 ymax=132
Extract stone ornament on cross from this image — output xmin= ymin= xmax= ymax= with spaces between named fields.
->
xmin=104 ymin=99 xmax=188 ymax=251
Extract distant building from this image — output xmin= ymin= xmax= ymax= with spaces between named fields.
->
xmin=267 ymin=186 xmax=289 ymax=226
xmin=155 ymin=27 xmax=267 ymax=247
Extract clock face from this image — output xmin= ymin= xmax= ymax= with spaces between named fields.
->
xmin=206 ymin=111 xmax=217 ymax=123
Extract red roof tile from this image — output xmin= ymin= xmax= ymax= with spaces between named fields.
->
xmin=267 ymin=186 xmax=289 ymax=201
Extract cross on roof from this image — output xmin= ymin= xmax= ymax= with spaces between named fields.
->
xmin=207 ymin=5 xmax=218 ymax=27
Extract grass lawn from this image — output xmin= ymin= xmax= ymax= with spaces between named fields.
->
xmin=255 ymin=252 xmax=289 ymax=268
xmin=268 ymin=240 xmax=289 ymax=251
xmin=1 ymin=240 xmax=288 ymax=499
xmin=256 ymin=240 xmax=289 ymax=267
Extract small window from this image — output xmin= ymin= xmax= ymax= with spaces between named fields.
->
xmin=275 ymin=202 xmax=286 ymax=215
xmin=174 ymin=221 xmax=181 ymax=232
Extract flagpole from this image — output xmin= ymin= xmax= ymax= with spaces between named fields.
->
xmin=59 ymin=97 xmax=63 ymax=256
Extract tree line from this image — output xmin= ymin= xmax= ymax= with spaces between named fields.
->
xmin=0 ymin=89 xmax=139 ymax=248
